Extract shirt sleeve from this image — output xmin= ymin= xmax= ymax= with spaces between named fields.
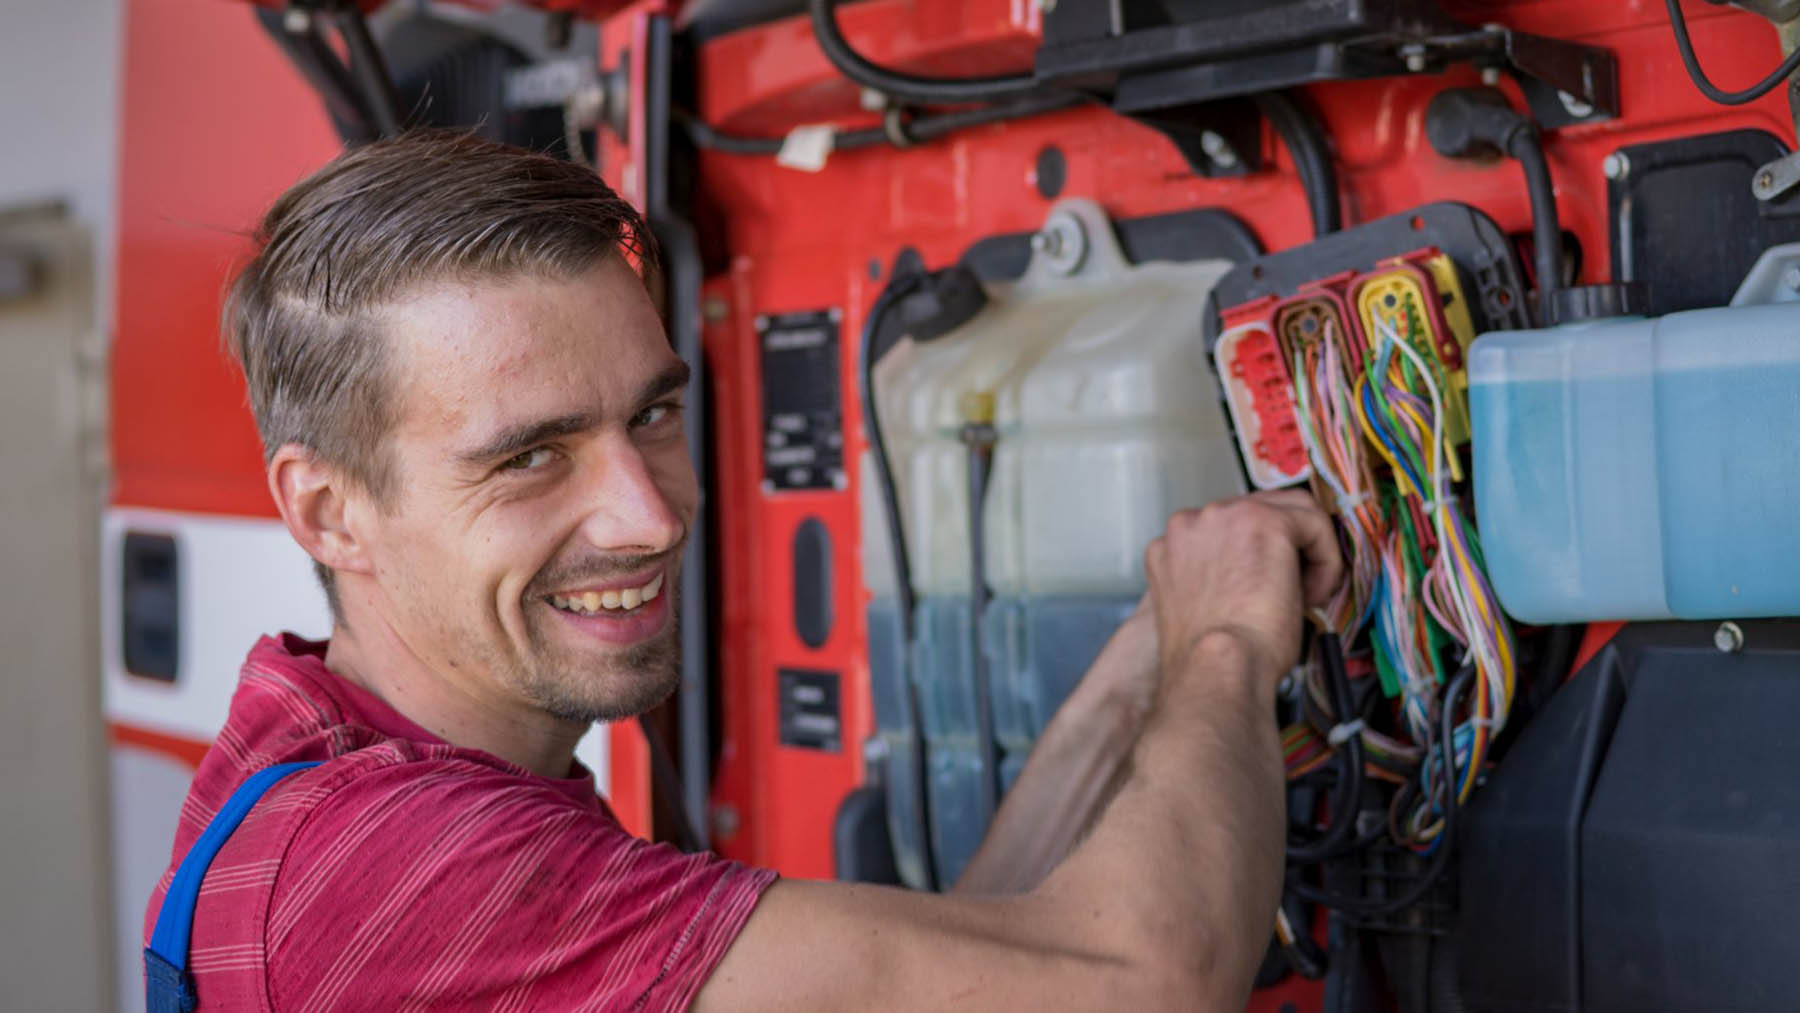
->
xmin=265 ymin=756 xmax=777 ymax=1012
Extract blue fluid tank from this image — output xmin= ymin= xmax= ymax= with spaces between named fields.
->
xmin=1470 ymin=303 xmax=1800 ymax=623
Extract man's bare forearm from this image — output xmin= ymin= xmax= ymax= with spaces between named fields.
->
xmin=955 ymin=607 xmax=1158 ymax=895
xmin=1029 ymin=631 xmax=1286 ymax=1006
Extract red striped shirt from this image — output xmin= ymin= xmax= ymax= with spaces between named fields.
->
xmin=144 ymin=634 xmax=775 ymax=1011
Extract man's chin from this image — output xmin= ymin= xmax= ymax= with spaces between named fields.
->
xmin=521 ymin=626 xmax=682 ymax=725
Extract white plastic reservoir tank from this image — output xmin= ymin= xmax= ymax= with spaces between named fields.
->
xmin=861 ymin=198 xmax=1247 ymax=601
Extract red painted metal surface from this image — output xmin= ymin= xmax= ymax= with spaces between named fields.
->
xmin=112 ymin=0 xmax=342 ymax=518
xmin=659 ymin=4 xmax=1791 ymax=1007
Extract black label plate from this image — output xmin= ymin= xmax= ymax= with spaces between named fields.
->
xmin=758 ymin=309 xmax=844 ymax=492
xmin=778 ymin=668 xmax=841 ymax=752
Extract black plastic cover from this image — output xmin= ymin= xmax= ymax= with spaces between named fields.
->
xmin=1458 ymin=621 xmax=1800 ymax=1012
xmin=1608 ymin=129 xmax=1800 ymax=316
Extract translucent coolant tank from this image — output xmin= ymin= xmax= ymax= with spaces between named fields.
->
xmin=860 ymin=199 xmax=1246 ymax=886
xmin=864 ymin=198 xmax=1246 ymax=599
xmin=1469 ymin=301 xmax=1800 ymax=623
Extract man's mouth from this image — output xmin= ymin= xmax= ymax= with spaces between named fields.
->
xmin=548 ymin=571 xmax=665 ymax=616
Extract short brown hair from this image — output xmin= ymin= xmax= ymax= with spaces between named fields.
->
xmin=225 ymin=129 xmax=655 ymax=616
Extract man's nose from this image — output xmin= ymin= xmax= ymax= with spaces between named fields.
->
xmin=576 ymin=435 xmax=687 ymax=554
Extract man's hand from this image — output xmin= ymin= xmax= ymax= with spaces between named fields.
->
xmin=1145 ymin=489 xmax=1344 ymax=699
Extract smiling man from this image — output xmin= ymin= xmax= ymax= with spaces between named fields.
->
xmin=145 ymin=131 xmax=1342 ymax=1012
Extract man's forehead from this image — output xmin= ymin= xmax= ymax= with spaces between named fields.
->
xmin=378 ymin=263 xmax=676 ymax=440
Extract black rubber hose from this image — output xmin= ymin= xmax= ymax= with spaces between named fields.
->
xmin=1506 ymin=125 xmax=1564 ymax=315
xmin=1254 ymin=91 xmax=1341 ymax=237
xmin=253 ymin=7 xmax=378 ymax=145
xmin=1287 ymin=666 xmax=1475 ymax=917
xmin=807 ymin=0 xmax=1044 ymax=106
xmin=676 ymin=92 xmax=1087 ymax=156
xmin=1286 ymin=633 xmax=1366 ymax=864
xmin=859 ymin=273 xmax=940 ymax=889
xmin=1664 ymin=0 xmax=1800 ymax=106
xmin=333 ymin=6 xmax=404 ymax=137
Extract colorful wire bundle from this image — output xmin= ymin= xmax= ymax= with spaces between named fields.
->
xmin=1283 ymin=297 xmax=1518 ymax=853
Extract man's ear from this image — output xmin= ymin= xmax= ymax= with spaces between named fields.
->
xmin=268 ymin=444 xmax=375 ymax=578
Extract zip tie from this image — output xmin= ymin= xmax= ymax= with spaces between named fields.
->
xmin=1337 ymin=490 xmax=1371 ymax=509
xmin=1327 ymin=718 xmax=1367 ymax=747
xmin=883 ymin=106 xmax=915 ymax=149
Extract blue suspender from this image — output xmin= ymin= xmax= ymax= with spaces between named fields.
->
xmin=144 ymin=761 xmax=321 ymax=1013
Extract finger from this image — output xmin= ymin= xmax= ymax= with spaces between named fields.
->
xmin=1271 ymin=499 xmax=1345 ymax=606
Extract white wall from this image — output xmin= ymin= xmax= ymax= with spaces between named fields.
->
xmin=0 ymin=2 xmax=123 ymax=1011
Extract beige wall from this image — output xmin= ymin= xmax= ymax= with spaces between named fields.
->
xmin=0 ymin=1 xmax=122 ymax=1009
xmin=0 ymin=210 xmax=114 ymax=1012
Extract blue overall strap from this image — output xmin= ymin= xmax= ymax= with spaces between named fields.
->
xmin=144 ymin=761 xmax=321 ymax=1013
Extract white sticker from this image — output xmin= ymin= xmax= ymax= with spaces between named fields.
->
xmin=776 ymin=124 xmax=837 ymax=173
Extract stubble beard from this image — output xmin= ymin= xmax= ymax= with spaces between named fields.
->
xmin=515 ymin=579 xmax=684 ymax=725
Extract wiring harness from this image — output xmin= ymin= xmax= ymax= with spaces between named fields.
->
xmin=1278 ymin=295 xmax=1516 ymax=920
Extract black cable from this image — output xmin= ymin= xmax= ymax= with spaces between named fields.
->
xmin=1424 ymin=89 xmax=1562 ymax=316
xmin=333 ymin=5 xmax=405 ymax=137
xmin=807 ymin=0 xmax=1044 ymax=106
xmin=859 ymin=272 xmax=940 ymax=890
xmin=1506 ymin=125 xmax=1564 ymax=315
xmin=1665 ymin=0 xmax=1800 ymax=106
xmin=1253 ymin=91 xmax=1341 ymax=237
xmin=1286 ymin=632 xmax=1366 ymax=864
xmin=1287 ymin=666 xmax=1475 ymax=917
xmin=254 ymin=8 xmax=379 ymax=145
xmin=676 ymin=92 xmax=1087 ymax=156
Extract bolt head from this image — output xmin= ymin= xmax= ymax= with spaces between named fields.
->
xmin=1759 ymin=170 xmax=1778 ymax=193
xmin=1714 ymin=621 xmax=1745 ymax=654
xmin=1199 ymin=130 xmax=1239 ymax=169
xmin=1603 ymin=152 xmax=1629 ymax=181
xmin=1406 ymin=52 xmax=1427 ymax=73
xmin=282 ymin=6 xmax=312 ymax=32
xmin=1481 ymin=66 xmax=1502 ymax=87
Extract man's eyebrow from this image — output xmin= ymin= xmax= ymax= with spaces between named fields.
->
xmin=458 ymin=412 xmax=597 ymax=466
xmin=636 ymin=360 xmax=692 ymax=407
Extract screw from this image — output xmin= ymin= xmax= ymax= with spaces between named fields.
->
xmin=1200 ymin=130 xmax=1238 ymax=169
xmin=1714 ymin=621 xmax=1745 ymax=654
xmin=1603 ymin=152 xmax=1629 ymax=181
xmin=1758 ymin=170 xmax=1777 ymax=193
xmin=1401 ymin=44 xmax=1428 ymax=73
xmin=282 ymin=6 xmax=311 ymax=32
xmin=712 ymin=805 xmax=740 ymax=840
xmin=1481 ymin=66 xmax=1502 ymax=87
xmin=858 ymin=87 xmax=887 ymax=113
xmin=1030 ymin=230 xmax=1062 ymax=256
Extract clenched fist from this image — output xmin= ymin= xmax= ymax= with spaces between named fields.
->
xmin=1144 ymin=489 xmax=1344 ymax=699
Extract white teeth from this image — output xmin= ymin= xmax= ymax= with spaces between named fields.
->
xmin=551 ymin=572 xmax=665 ymax=614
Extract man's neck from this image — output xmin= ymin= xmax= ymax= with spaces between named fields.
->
xmin=322 ymin=616 xmax=587 ymax=779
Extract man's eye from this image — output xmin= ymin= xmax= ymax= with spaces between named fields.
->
xmin=500 ymin=446 xmax=557 ymax=472
xmin=632 ymin=401 xmax=683 ymax=429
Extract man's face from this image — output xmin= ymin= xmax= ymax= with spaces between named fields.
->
xmin=356 ymin=256 xmax=696 ymax=724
